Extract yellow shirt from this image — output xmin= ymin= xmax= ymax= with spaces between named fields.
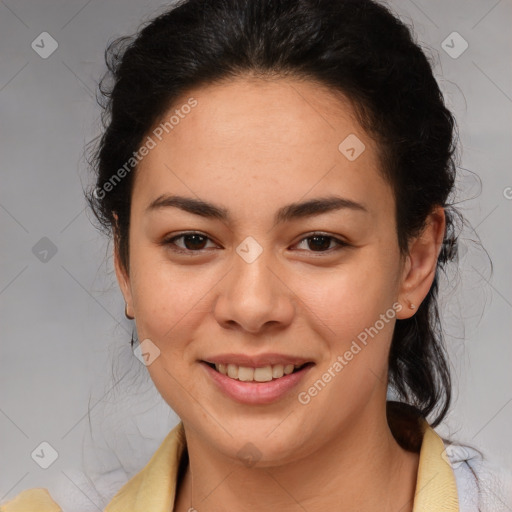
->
xmin=0 ymin=419 xmax=459 ymax=511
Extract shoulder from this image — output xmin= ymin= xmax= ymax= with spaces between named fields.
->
xmin=0 ymin=488 xmax=61 ymax=512
xmin=443 ymin=440 xmax=512 ymax=512
xmin=0 ymin=423 xmax=186 ymax=512
xmin=0 ymin=468 xmax=110 ymax=512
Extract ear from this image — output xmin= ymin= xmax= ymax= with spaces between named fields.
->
xmin=112 ymin=213 xmax=134 ymax=319
xmin=396 ymin=206 xmax=446 ymax=320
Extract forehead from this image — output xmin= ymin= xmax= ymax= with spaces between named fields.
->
xmin=132 ymin=76 xmax=391 ymax=220
xmin=162 ymin=76 xmax=362 ymax=155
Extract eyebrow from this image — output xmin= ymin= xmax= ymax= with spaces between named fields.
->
xmin=145 ymin=194 xmax=368 ymax=226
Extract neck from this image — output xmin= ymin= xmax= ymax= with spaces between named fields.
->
xmin=175 ymin=402 xmax=420 ymax=512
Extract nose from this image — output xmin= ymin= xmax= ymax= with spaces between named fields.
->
xmin=212 ymin=246 xmax=295 ymax=334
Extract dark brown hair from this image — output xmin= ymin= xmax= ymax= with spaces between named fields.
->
xmin=87 ymin=0 xmax=461 ymax=427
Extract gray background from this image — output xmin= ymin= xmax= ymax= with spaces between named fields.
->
xmin=1 ymin=0 xmax=511 ymax=509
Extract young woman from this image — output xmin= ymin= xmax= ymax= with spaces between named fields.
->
xmin=2 ymin=0 xmax=510 ymax=510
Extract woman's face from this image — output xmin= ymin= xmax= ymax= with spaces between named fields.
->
xmin=116 ymin=76 xmax=425 ymax=464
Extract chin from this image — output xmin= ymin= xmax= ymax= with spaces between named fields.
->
xmin=203 ymin=416 xmax=317 ymax=467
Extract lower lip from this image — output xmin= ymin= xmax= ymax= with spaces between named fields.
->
xmin=201 ymin=362 xmax=314 ymax=405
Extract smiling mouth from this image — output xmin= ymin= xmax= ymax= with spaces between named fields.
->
xmin=202 ymin=361 xmax=312 ymax=382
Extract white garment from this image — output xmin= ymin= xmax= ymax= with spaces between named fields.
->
xmin=448 ymin=442 xmax=512 ymax=511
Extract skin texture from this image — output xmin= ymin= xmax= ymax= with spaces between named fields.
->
xmin=114 ymin=76 xmax=445 ymax=511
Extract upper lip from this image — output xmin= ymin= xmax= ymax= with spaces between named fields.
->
xmin=202 ymin=353 xmax=313 ymax=367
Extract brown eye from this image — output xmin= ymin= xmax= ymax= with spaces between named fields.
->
xmin=295 ymin=234 xmax=348 ymax=253
xmin=180 ymin=234 xmax=208 ymax=250
xmin=163 ymin=232 xmax=217 ymax=253
xmin=307 ymin=235 xmax=333 ymax=251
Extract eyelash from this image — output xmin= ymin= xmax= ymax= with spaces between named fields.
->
xmin=161 ymin=232 xmax=350 ymax=255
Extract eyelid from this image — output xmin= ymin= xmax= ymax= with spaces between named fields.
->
xmin=161 ymin=231 xmax=350 ymax=255
xmin=161 ymin=231 xmax=220 ymax=253
xmin=292 ymin=232 xmax=350 ymax=252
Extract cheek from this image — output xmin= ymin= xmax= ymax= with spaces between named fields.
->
xmin=128 ymin=243 xmax=209 ymax=333
xmin=128 ymin=255 xmax=211 ymax=414
xmin=290 ymin=250 xmax=401 ymax=412
xmin=295 ymin=269 xmax=399 ymax=427
xmin=293 ymin=250 xmax=400 ymax=338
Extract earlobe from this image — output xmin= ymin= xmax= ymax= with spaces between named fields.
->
xmin=396 ymin=207 xmax=446 ymax=319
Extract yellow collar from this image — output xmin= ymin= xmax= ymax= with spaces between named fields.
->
xmin=105 ymin=419 xmax=459 ymax=512
xmin=412 ymin=418 xmax=459 ymax=511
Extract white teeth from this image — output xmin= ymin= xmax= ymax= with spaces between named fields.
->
xmin=284 ymin=364 xmax=294 ymax=375
xmin=238 ymin=366 xmax=254 ymax=381
xmin=227 ymin=364 xmax=238 ymax=379
xmin=272 ymin=364 xmax=284 ymax=378
xmin=213 ymin=362 xmax=304 ymax=381
xmin=254 ymin=366 xmax=273 ymax=382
